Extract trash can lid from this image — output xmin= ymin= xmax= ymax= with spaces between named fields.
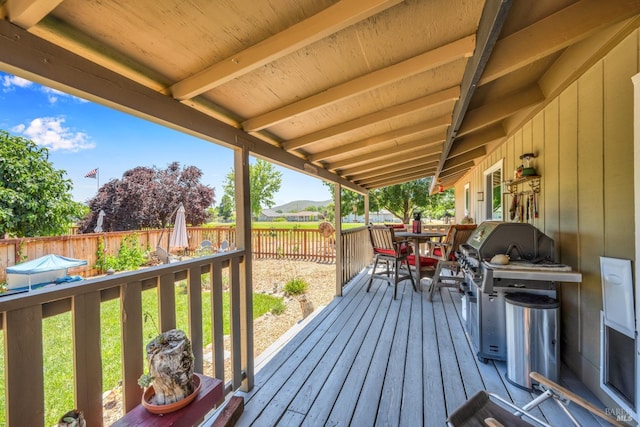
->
xmin=505 ymin=292 xmax=559 ymax=309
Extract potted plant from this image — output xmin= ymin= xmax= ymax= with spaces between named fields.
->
xmin=138 ymin=329 xmax=201 ymax=414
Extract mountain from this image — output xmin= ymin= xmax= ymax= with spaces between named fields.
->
xmin=273 ymin=200 xmax=331 ymax=213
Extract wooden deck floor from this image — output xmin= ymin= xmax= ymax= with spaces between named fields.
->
xmin=231 ymin=271 xmax=612 ymax=426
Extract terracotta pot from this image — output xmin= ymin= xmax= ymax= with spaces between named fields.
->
xmin=141 ymin=373 xmax=202 ymax=414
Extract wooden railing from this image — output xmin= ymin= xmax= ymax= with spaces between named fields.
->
xmin=252 ymin=228 xmax=335 ymax=262
xmin=0 ymin=250 xmax=250 ymax=426
xmin=339 ymin=226 xmax=371 ymax=287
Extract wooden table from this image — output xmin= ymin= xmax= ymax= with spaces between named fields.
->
xmin=395 ymin=231 xmax=447 ymax=286
xmin=112 ymin=374 xmax=223 ymax=427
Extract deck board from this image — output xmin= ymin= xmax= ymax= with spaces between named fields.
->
xmin=229 ymin=269 xmax=612 ymax=426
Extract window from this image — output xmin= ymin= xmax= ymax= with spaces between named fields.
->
xmin=484 ymin=160 xmax=503 ymax=220
xmin=464 ymin=183 xmax=470 ymax=216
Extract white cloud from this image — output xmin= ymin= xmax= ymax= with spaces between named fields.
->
xmin=11 ymin=117 xmax=96 ymax=152
xmin=41 ymin=86 xmax=88 ymax=104
xmin=2 ymin=75 xmax=33 ymax=91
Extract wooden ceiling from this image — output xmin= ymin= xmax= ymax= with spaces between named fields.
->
xmin=1 ymin=0 xmax=639 ymax=194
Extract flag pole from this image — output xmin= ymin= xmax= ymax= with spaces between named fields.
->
xmin=97 ymin=168 xmax=100 ymax=192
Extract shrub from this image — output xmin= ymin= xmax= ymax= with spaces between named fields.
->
xmin=284 ymin=277 xmax=309 ymax=296
xmin=270 ymin=299 xmax=286 ymax=315
xmin=104 ymin=234 xmax=147 ymax=272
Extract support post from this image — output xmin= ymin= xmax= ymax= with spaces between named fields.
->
xmin=334 ymin=184 xmax=343 ymax=296
xmin=234 ymin=146 xmax=254 ymax=391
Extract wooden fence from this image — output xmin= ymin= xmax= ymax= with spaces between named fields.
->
xmin=0 ymin=226 xmax=337 ymax=283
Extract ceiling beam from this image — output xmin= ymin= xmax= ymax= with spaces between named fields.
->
xmin=0 ymin=19 xmax=367 ymax=195
xmin=440 ymin=161 xmax=475 ymax=179
xmin=448 ymin=124 xmax=505 ymax=158
xmin=307 ymin=115 xmax=450 ymax=162
xmin=442 ymin=146 xmax=486 ymax=169
xmin=339 ymin=152 xmax=441 ymax=176
xmin=170 ymin=0 xmax=402 ymax=100
xmin=432 ymin=0 xmax=512 ymax=193
xmin=366 ymin=170 xmax=436 ymax=188
xmin=326 ymin=133 xmax=444 ymax=170
xmin=440 ymin=170 xmax=468 ymax=186
xmin=540 ymin=15 xmax=640 ymax=100
xmin=6 ymin=0 xmax=61 ymax=28
xmin=359 ymin=168 xmax=436 ymax=187
xmin=479 ymin=0 xmax=640 ymax=86
xmin=353 ymin=162 xmax=438 ymax=183
xmin=242 ymin=35 xmax=475 ymax=132
xmin=282 ymin=86 xmax=460 ymax=151
xmin=456 ymin=84 xmax=544 ymax=136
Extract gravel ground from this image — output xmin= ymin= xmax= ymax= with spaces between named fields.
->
xmin=102 ymin=259 xmax=336 ymax=424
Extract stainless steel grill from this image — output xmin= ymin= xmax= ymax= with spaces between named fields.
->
xmin=457 ymin=222 xmax=581 ymax=363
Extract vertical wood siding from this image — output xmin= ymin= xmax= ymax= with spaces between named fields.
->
xmin=453 ymin=29 xmax=639 ymax=403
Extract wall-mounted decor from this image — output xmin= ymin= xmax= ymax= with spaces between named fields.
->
xmin=477 ymin=191 xmax=484 ymax=202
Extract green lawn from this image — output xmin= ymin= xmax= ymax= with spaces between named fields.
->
xmin=0 ymin=286 xmax=283 ymax=426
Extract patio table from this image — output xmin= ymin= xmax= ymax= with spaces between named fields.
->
xmin=395 ymin=231 xmax=447 ymax=286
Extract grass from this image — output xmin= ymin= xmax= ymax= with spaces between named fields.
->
xmin=0 ymin=285 xmax=283 ymax=426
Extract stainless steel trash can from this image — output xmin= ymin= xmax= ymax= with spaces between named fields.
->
xmin=505 ymin=293 xmax=560 ymax=390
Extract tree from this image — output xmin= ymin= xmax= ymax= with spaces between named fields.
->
xmin=80 ymin=162 xmax=214 ymax=232
xmin=217 ymin=194 xmax=234 ymax=221
xmin=222 ymin=159 xmax=283 ymax=218
xmin=322 ymin=183 xmax=379 ymax=221
xmin=370 ymin=179 xmax=432 ymax=223
xmin=0 ymin=131 xmax=86 ymax=237
xmin=421 ymin=187 xmax=455 ymax=220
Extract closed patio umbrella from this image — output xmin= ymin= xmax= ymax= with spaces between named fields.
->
xmin=94 ymin=209 xmax=105 ymax=233
xmin=169 ymin=203 xmax=188 ymax=250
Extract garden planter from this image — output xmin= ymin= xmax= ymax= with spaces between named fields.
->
xmin=141 ymin=374 xmax=202 ymax=414
xmin=139 ymin=329 xmax=197 ymax=414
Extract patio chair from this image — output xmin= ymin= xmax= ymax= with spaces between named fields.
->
xmin=428 ymin=224 xmax=476 ymax=301
xmin=446 ymin=371 xmax=629 ymax=427
xmin=367 ymin=225 xmax=416 ymax=299
xmin=196 ymin=240 xmax=213 ymax=255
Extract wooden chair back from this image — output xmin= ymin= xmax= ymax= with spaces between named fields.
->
xmin=450 ymin=224 xmax=477 ymax=254
xmin=368 ymin=225 xmax=396 ymax=253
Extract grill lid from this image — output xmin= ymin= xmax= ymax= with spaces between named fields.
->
xmin=465 ymin=221 xmax=554 ymax=262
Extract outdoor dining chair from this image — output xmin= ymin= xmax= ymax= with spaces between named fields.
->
xmin=427 ymin=224 xmax=477 ymax=301
xmin=367 ymin=225 xmax=416 ymax=299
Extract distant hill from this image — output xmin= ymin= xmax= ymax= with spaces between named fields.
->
xmin=273 ymin=200 xmax=331 ymax=213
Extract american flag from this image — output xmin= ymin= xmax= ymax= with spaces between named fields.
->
xmin=84 ymin=168 xmax=98 ymax=178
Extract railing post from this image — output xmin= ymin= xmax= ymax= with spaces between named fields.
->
xmin=158 ymin=273 xmax=177 ymax=331
xmin=120 ymin=281 xmax=143 ymax=413
xmin=4 ymin=306 xmax=45 ymax=427
xmin=188 ymin=265 xmax=204 ymax=373
xmin=233 ymin=146 xmax=254 ymax=392
xmin=334 ymin=184 xmax=343 ymax=297
xmin=72 ymin=292 xmax=103 ymax=426
xmin=210 ymin=261 xmax=225 ymax=381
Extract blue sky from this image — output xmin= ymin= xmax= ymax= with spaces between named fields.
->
xmin=0 ymin=71 xmax=332 ymax=207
